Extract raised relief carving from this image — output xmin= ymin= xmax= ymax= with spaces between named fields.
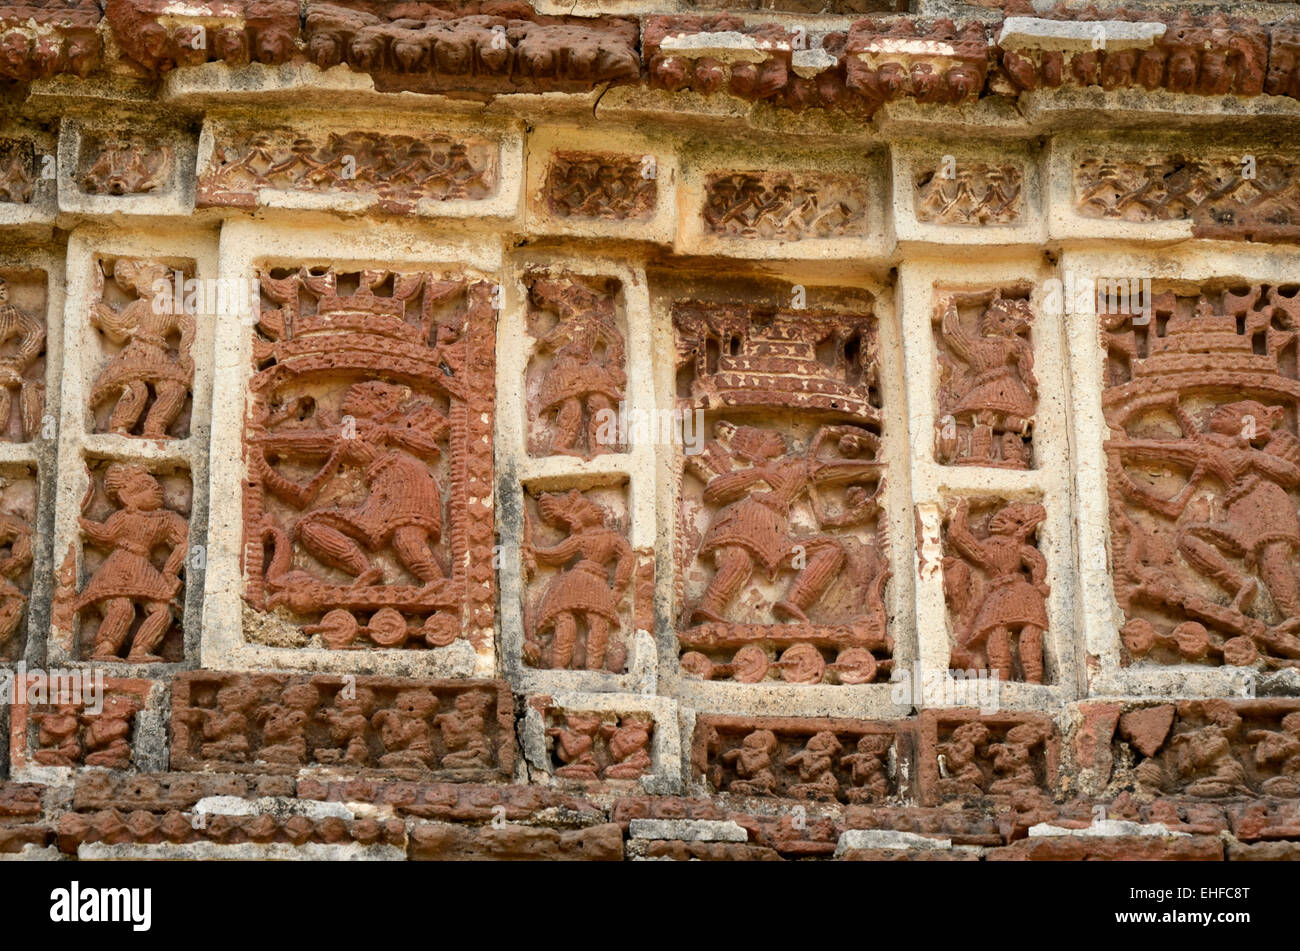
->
xmin=525 ymin=275 xmax=626 ymax=459
xmin=90 ymin=259 xmax=194 ymax=439
xmin=674 ymin=295 xmax=893 ymax=685
xmin=523 ymin=487 xmax=633 ymax=673
xmin=77 ymin=137 xmax=174 ymax=196
xmin=943 ymin=498 xmax=1049 ymax=683
xmin=934 ymin=289 xmax=1037 ymax=469
xmin=1074 ymin=154 xmax=1300 ymax=243
xmin=0 ymin=140 xmax=36 ymax=204
xmin=242 ymin=267 xmax=496 ymax=651
xmin=918 ymin=711 xmax=1058 ymax=804
xmin=1104 ymin=286 xmax=1300 ymax=668
xmin=545 ymin=709 xmax=653 ymax=780
xmin=105 ymin=0 xmax=299 ymax=72
xmin=171 ymin=671 xmax=513 ymax=777
xmin=846 ymin=19 xmax=989 ymax=110
xmin=695 ymin=715 xmax=907 ymax=802
xmin=26 ymin=688 xmax=146 ymax=769
xmin=74 ymin=463 xmax=190 ymax=664
xmin=544 ymin=152 xmax=656 ymax=222
xmin=1125 ymin=700 xmax=1300 ymax=798
xmin=0 ymin=0 xmax=102 ymax=80
xmin=702 ymin=172 xmax=868 ymax=241
xmin=0 ymin=468 xmax=36 ymax=663
xmin=0 ymin=271 xmax=47 ymax=443
xmin=199 ymin=128 xmax=497 ymax=213
xmin=914 ymin=163 xmax=1022 ymax=226
xmin=303 ymin=2 xmax=639 ymax=96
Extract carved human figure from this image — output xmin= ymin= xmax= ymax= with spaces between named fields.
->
xmin=524 ymin=490 xmax=632 ymax=671
xmin=78 ymin=464 xmax=187 ymax=663
xmin=0 ymin=277 xmax=44 ymax=440
xmin=987 ymin=723 xmax=1046 ymax=795
xmin=191 ymin=681 xmax=259 ymax=761
xmin=601 ymin=714 xmax=653 ymax=779
xmin=721 ymin=728 xmax=779 ymax=795
xmin=945 ymin=499 xmax=1049 ymax=683
xmin=316 ymin=687 xmax=375 ymax=766
xmin=936 ymin=292 xmax=1036 ymax=467
xmin=0 ymin=487 xmax=31 ymax=651
xmin=938 ymin=722 xmax=990 ymax=795
xmin=82 ymin=696 xmax=137 ymax=769
xmin=841 ymin=734 xmax=891 ymax=803
xmin=89 ymin=259 xmax=195 ymax=438
xmin=256 ymin=381 xmax=448 ymax=587
xmin=372 ymin=688 xmax=437 ymax=769
xmin=1140 ymin=703 xmax=1248 ymax=797
xmin=688 ymin=424 xmax=846 ymax=626
xmin=32 ymin=704 xmax=82 ymax=766
xmin=1251 ymin=712 xmax=1300 ymax=797
xmin=786 ymin=731 xmax=843 ymax=800
xmin=434 ymin=691 xmax=493 ymax=769
xmin=547 ymin=712 xmax=601 ymax=779
xmin=256 ymin=682 xmax=320 ymax=764
xmin=531 ymin=278 xmax=626 ymax=458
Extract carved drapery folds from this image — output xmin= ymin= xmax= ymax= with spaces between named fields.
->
xmin=934 ymin=289 xmax=1037 ymax=470
xmin=241 ymin=266 xmax=495 ymax=652
xmin=674 ymin=291 xmax=892 ymax=685
xmin=1104 ymin=284 xmax=1300 ymax=669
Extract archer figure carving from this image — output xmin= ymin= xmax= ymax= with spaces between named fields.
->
xmin=77 ymin=464 xmax=188 ymax=663
xmin=523 ymin=489 xmax=633 ymax=672
xmin=0 ymin=277 xmax=45 ymax=441
xmin=528 ymin=277 xmax=626 ymax=458
xmin=935 ymin=291 xmax=1037 ymax=469
xmin=944 ymin=499 xmax=1049 ymax=683
xmin=89 ymin=259 xmax=195 ymax=438
xmin=255 ymin=380 xmax=448 ymax=589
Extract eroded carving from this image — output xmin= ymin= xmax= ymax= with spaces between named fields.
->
xmin=523 ymin=488 xmax=633 ymax=673
xmin=90 ymin=258 xmax=195 ymax=439
xmin=171 ymin=671 xmax=513 ymax=777
xmin=525 ymin=274 xmax=625 ymax=459
xmin=27 ymin=688 xmax=146 ymax=769
xmin=243 ymin=266 xmax=496 ymax=650
xmin=0 ymin=271 xmax=46 ymax=443
xmin=199 ymin=128 xmax=497 ymax=213
xmin=915 ymin=163 xmax=1022 ymax=226
xmin=702 ymin=172 xmax=868 ymax=241
xmin=105 ymin=0 xmax=299 ymax=72
xmin=846 ymin=19 xmax=989 ymax=110
xmin=544 ymin=152 xmax=655 ymax=222
xmin=674 ymin=297 xmax=892 ymax=684
xmin=943 ymin=498 xmax=1049 ymax=683
xmin=78 ymin=137 xmax=174 ymax=196
xmin=1104 ymin=286 xmax=1300 ymax=668
xmin=74 ymin=463 xmax=190 ymax=664
xmin=0 ymin=139 xmax=36 ymax=204
xmin=695 ymin=715 xmax=907 ymax=802
xmin=0 ymin=0 xmax=101 ymax=80
xmin=0 ymin=468 xmax=35 ymax=663
xmin=545 ymin=709 xmax=653 ymax=780
xmin=918 ymin=711 xmax=1058 ymax=804
xmin=934 ymin=289 xmax=1037 ymax=469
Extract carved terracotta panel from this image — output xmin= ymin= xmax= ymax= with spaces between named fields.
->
xmin=0 ymin=139 xmax=37 ymax=205
xmin=0 ymin=466 xmax=37 ymax=664
xmin=674 ymin=292 xmax=893 ymax=685
xmin=9 ymin=678 xmax=152 ymax=770
xmin=524 ymin=274 xmax=626 ymax=460
xmin=694 ymin=715 xmax=910 ymax=803
xmin=199 ymin=127 xmax=498 ymax=213
xmin=916 ymin=710 xmax=1058 ymax=805
xmin=89 ymin=257 xmax=195 ymax=439
xmin=543 ymin=707 xmax=654 ymax=781
xmin=1103 ymin=285 xmax=1300 ymax=668
xmin=543 ymin=152 xmax=656 ymax=222
xmin=943 ymin=498 xmax=1050 ymax=683
xmin=702 ymin=172 xmax=868 ymax=241
xmin=0 ymin=269 xmax=47 ymax=443
xmin=241 ymin=267 xmax=495 ymax=651
xmin=933 ymin=288 xmax=1037 ymax=469
xmin=0 ymin=0 xmax=101 ymax=80
xmin=303 ymin=2 xmax=640 ymax=96
xmin=1120 ymin=700 xmax=1300 ymax=799
xmin=1074 ymin=154 xmax=1300 ymax=243
xmin=60 ymin=462 xmax=191 ymax=664
xmin=76 ymin=135 xmax=174 ymax=196
xmin=522 ymin=485 xmax=635 ymax=673
xmin=105 ymin=0 xmax=299 ymax=72
xmin=170 ymin=671 xmax=514 ymax=778
xmin=914 ymin=163 xmax=1022 ymax=226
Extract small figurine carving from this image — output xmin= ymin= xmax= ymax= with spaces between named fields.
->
xmin=77 ymin=464 xmax=188 ymax=663
xmin=256 ymin=682 xmax=319 ymax=764
xmin=721 ymin=729 xmax=779 ymax=796
xmin=316 ymin=687 xmax=375 ymax=766
xmin=602 ymin=713 xmax=654 ymax=779
xmin=547 ymin=712 xmax=602 ymax=780
xmin=372 ymin=688 xmax=437 ymax=769
xmin=0 ymin=277 xmax=45 ymax=441
xmin=841 ymin=734 xmax=892 ymax=803
xmin=785 ymin=731 xmax=843 ymax=800
xmin=82 ymin=695 xmax=139 ymax=769
xmin=434 ymin=691 xmax=494 ymax=769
